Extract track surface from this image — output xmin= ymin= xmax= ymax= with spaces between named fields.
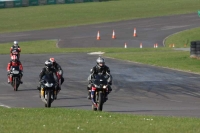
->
xmin=0 ymin=13 xmax=200 ymax=117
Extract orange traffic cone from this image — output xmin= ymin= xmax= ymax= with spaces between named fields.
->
xmin=112 ymin=30 xmax=116 ymax=39
xmin=97 ymin=31 xmax=100 ymax=40
xmin=140 ymin=43 xmax=142 ymax=48
xmin=124 ymin=43 xmax=127 ymax=48
xmin=133 ymin=28 xmax=137 ymax=37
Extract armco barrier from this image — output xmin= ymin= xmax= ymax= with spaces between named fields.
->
xmin=74 ymin=0 xmax=83 ymax=2
xmin=14 ymin=0 xmax=22 ymax=7
xmin=0 ymin=0 xmax=99 ymax=8
xmin=29 ymin=0 xmax=38 ymax=6
xmin=65 ymin=0 xmax=74 ymax=3
xmin=56 ymin=0 xmax=65 ymax=4
xmin=5 ymin=1 xmax=14 ymax=8
xmin=83 ymin=0 xmax=92 ymax=2
xmin=39 ymin=0 xmax=47 ymax=5
xmin=47 ymin=0 xmax=56 ymax=4
xmin=22 ymin=0 xmax=29 ymax=6
xmin=0 ymin=2 xmax=5 ymax=8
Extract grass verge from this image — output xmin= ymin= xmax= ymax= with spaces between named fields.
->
xmin=164 ymin=27 xmax=200 ymax=48
xmin=0 ymin=0 xmax=200 ymax=33
xmin=0 ymin=107 xmax=200 ymax=133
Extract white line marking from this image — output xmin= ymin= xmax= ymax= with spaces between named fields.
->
xmin=0 ymin=104 xmax=11 ymax=108
xmin=161 ymin=25 xmax=189 ymax=30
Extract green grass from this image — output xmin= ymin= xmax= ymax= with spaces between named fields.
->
xmin=1 ymin=1 xmax=200 ymax=132
xmin=0 ymin=107 xmax=200 ymax=133
xmin=0 ymin=0 xmax=200 ymax=33
xmin=165 ymin=27 xmax=200 ymax=48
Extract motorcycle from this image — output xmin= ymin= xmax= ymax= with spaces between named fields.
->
xmin=91 ymin=74 xmax=108 ymax=111
xmin=40 ymin=74 xmax=57 ymax=108
xmin=9 ymin=66 xmax=21 ymax=91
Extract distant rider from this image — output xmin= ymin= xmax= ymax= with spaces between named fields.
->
xmin=10 ymin=41 xmax=21 ymax=59
xmin=87 ymin=57 xmax=112 ymax=100
xmin=37 ymin=60 xmax=58 ymax=91
xmin=49 ymin=58 xmax=64 ymax=90
xmin=7 ymin=55 xmax=23 ymax=84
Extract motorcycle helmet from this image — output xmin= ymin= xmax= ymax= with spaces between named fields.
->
xmin=45 ymin=60 xmax=53 ymax=71
xmin=13 ymin=41 xmax=18 ymax=47
xmin=96 ymin=57 xmax=105 ymax=68
xmin=11 ymin=55 xmax=18 ymax=62
xmin=49 ymin=58 xmax=56 ymax=65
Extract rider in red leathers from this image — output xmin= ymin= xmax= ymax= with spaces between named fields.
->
xmin=7 ymin=55 xmax=23 ymax=84
xmin=10 ymin=41 xmax=21 ymax=59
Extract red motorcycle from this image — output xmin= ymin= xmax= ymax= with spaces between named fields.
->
xmin=9 ymin=66 xmax=21 ymax=91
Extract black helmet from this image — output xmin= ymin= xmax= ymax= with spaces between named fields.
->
xmin=96 ymin=57 xmax=105 ymax=67
xmin=45 ymin=60 xmax=53 ymax=71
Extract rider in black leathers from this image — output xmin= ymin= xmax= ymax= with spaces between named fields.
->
xmin=87 ymin=57 xmax=112 ymax=100
xmin=37 ymin=60 xmax=58 ymax=91
xmin=49 ymin=58 xmax=64 ymax=87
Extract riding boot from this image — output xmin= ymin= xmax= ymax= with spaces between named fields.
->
xmin=7 ymin=77 xmax=10 ymax=84
xmin=87 ymin=91 xmax=91 ymax=100
xmin=9 ymin=76 xmax=12 ymax=84
xmin=20 ymin=76 xmax=23 ymax=84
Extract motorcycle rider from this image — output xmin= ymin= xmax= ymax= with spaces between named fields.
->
xmin=7 ymin=55 xmax=23 ymax=84
xmin=87 ymin=57 xmax=112 ymax=101
xmin=37 ymin=60 xmax=58 ymax=91
xmin=49 ymin=58 xmax=64 ymax=90
xmin=10 ymin=41 xmax=21 ymax=59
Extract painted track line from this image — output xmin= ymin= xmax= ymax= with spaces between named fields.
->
xmin=0 ymin=103 xmax=11 ymax=108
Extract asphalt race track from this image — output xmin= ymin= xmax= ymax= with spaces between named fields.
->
xmin=0 ymin=13 xmax=200 ymax=117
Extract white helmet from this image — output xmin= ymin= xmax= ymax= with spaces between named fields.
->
xmin=13 ymin=41 xmax=18 ymax=46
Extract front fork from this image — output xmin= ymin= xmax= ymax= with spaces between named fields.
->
xmin=41 ymin=88 xmax=57 ymax=98
xmin=91 ymin=87 xmax=96 ymax=104
xmin=41 ymin=88 xmax=44 ymax=97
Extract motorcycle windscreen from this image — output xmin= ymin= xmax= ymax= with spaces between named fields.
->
xmin=42 ymin=74 xmax=56 ymax=84
xmin=11 ymin=66 xmax=20 ymax=75
xmin=93 ymin=74 xmax=107 ymax=86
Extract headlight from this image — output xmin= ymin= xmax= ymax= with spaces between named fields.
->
xmin=45 ymin=83 xmax=53 ymax=87
xmin=103 ymin=85 xmax=107 ymax=89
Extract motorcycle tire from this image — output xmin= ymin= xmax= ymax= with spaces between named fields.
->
xmin=97 ymin=92 xmax=104 ymax=111
xmin=46 ymin=91 xmax=51 ymax=108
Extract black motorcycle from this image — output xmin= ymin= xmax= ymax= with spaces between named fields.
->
xmin=40 ymin=74 xmax=57 ymax=108
xmin=10 ymin=66 xmax=21 ymax=91
xmin=91 ymin=74 xmax=108 ymax=111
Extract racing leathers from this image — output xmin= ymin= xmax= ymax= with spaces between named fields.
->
xmin=10 ymin=45 xmax=21 ymax=59
xmin=51 ymin=61 xmax=64 ymax=86
xmin=37 ymin=67 xmax=58 ymax=90
xmin=7 ymin=60 xmax=23 ymax=84
xmin=87 ymin=65 xmax=112 ymax=100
